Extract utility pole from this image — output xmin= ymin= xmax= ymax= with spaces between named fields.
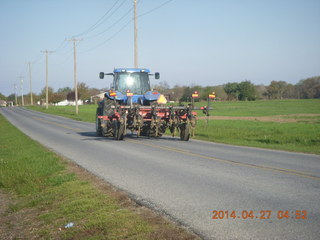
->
xmin=18 ymin=76 xmax=24 ymax=106
xmin=68 ymin=38 xmax=82 ymax=115
xmin=27 ymin=61 xmax=33 ymax=105
xmin=134 ymin=0 xmax=138 ymax=68
xmin=14 ymin=84 xmax=18 ymax=106
xmin=41 ymin=50 xmax=54 ymax=109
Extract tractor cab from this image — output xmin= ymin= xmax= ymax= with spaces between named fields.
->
xmin=100 ymin=68 xmax=160 ymax=105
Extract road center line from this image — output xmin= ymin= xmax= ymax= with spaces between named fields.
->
xmin=127 ymin=139 xmax=320 ymax=181
xmin=32 ymin=116 xmax=82 ymax=132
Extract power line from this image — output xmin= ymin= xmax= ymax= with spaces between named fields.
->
xmin=138 ymin=0 xmax=173 ymax=18
xmin=79 ymin=19 xmax=132 ymax=53
xmin=72 ymin=0 xmax=125 ymax=38
xmin=84 ymin=5 xmax=133 ymax=39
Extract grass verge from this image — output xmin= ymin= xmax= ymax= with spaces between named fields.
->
xmin=0 ymin=113 xmax=198 ymax=239
xmin=194 ymin=119 xmax=320 ymax=154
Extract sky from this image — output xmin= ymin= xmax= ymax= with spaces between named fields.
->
xmin=0 ymin=0 xmax=320 ymax=97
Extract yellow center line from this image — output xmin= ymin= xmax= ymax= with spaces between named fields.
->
xmin=32 ymin=116 xmax=82 ymax=132
xmin=127 ymin=139 xmax=320 ymax=181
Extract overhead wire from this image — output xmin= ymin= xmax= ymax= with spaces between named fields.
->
xmin=138 ymin=0 xmax=173 ymax=18
xmin=72 ymin=0 xmax=126 ymax=38
xmin=18 ymin=0 xmax=173 ymax=94
xmin=79 ymin=0 xmax=173 ymax=53
xmin=84 ymin=6 xmax=134 ymax=39
xmin=80 ymin=19 xmax=132 ymax=53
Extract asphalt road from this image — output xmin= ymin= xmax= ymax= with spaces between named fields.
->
xmin=1 ymin=107 xmax=320 ymax=240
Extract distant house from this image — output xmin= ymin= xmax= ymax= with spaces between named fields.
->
xmin=90 ymin=92 xmax=106 ymax=104
xmin=55 ymin=99 xmax=83 ymax=106
xmin=0 ymin=100 xmax=7 ymax=107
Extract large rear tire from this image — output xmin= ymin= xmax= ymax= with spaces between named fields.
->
xmin=96 ymin=109 xmax=102 ymax=136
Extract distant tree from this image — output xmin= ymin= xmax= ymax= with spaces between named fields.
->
xmin=296 ymin=76 xmax=320 ymax=99
xmin=7 ymin=94 xmax=15 ymax=102
xmin=266 ymin=81 xmax=288 ymax=99
xmin=78 ymin=82 xmax=90 ymax=100
xmin=180 ymin=86 xmax=193 ymax=102
xmin=67 ymin=91 xmax=76 ymax=101
xmin=39 ymin=87 xmax=54 ymax=103
xmin=0 ymin=93 xmax=6 ymax=100
xmin=224 ymin=82 xmax=239 ymax=100
xmin=57 ymin=87 xmax=72 ymax=99
xmin=255 ymin=85 xmax=267 ymax=100
xmin=51 ymin=93 xmax=65 ymax=103
xmin=201 ymin=86 xmax=213 ymax=101
xmin=283 ymin=83 xmax=296 ymax=98
xmin=171 ymin=85 xmax=184 ymax=102
xmin=238 ymin=81 xmax=256 ymax=101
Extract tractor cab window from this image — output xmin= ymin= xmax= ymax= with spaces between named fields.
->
xmin=115 ymin=72 xmax=150 ymax=94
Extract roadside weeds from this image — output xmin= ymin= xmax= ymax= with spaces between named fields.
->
xmin=0 ymin=113 xmax=200 ymax=240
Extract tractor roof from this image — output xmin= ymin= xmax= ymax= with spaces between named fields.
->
xmin=114 ymin=68 xmax=150 ymax=73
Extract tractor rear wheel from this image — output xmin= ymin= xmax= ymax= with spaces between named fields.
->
xmin=96 ymin=109 xmax=102 ymax=136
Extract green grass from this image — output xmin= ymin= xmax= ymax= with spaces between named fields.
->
xmin=0 ymin=114 xmax=192 ymax=239
xmin=194 ymin=119 xmax=320 ymax=154
xmin=27 ymin=105 xmax=97 ymax=122
xmin=193 ymin=98 xmax=320 ymax=117
xmin=26 ymin=99 xmax=320 ymax=154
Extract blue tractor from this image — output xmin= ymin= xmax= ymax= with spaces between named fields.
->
xmin=96 ymin=68 xmax=197 ymax=140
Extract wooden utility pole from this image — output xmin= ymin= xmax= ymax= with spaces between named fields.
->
xmin=134 ymin=0 xmax=138 ymax=68
xmin=14 ymin=84 xmax=18 ymax=106
xmin=68 ymin=38 xmax=82 ymax=115
xmin=41 ymin=50 xmax=54 ymax=109
xmin=18 ymin=76 xmax=24 ymax=106
xmin=27 ymin=61 xmax=33 ymax=105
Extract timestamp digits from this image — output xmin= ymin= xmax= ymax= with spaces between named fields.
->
xmin=212 ymin=210 xmax=308 ymax=220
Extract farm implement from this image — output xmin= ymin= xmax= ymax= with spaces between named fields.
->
xmin=96 ymin=68 xmax=212 ymax=141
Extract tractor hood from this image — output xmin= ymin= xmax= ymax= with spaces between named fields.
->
xmin=105 ymin=90 xmax=161 ymax=105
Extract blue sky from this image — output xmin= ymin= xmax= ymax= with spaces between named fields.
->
xmin=1 ymin=0 xmax=319 ymax=96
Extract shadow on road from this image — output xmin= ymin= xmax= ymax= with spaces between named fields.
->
xmin=77 ymin=132 xmax=183 ymax=142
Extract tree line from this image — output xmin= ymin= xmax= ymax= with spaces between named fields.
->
xmin=154 ymin=75 xmax=320 ymax=101
xmin=1 ymin=76 xmax=319 ymax=105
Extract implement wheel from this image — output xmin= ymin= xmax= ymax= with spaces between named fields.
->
xmin=180 ymin=123 xmax=190 ymax=141
xmin=113 ymin=120 xmax=125 ymax=140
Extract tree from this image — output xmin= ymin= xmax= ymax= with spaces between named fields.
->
xmin=51 ymin=93 xmax=65 ymax=103
xmin=238 ymin=81 xmax=256 ymax=101
xmin=296 ymin=76 xmax=320 ymax=99
xmin=266 ymin=81 xmax=288 ymax=99
xmin=78 ymin=82 xmax=90 ymax=101
xmin=171 ymin=85 xmax=184 ymax=102
xmin=57 ymin=87 xmax=72 ymax=99
xmin=0 ymin=93 xmax=6 ymax=101
xmin=39 ymin=87 xmax=54 ymax=103
xmin=7 ymin=94 xmax=15 ymax=102
xmin=224 ymin=82 xmax=239 ymax=100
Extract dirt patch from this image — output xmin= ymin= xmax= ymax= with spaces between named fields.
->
xmin=198 ymin=114 xmax=320 ymax=123
xmin=0 ymin=191 xmax=32 ymax=240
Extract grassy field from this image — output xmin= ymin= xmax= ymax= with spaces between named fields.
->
xmin=26 ymin=99 xmax=320 ymax=154
xmin=0 ymin=114 xmax=197 ymax=239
